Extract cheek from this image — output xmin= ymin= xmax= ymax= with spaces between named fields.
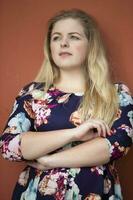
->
xmin=75 ymin=45 xmax=88 ymax=59
xmin=50 ymin=45 xmax=57 ymax=58
xmin=75 ymin=45 xmax=82 ymax=52
xmin=50 ymin=44 xmax=54 ymax=54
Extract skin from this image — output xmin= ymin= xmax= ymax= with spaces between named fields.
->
xmin=50 ymin=18 xmax=89 ymax=72
xmin=50 ymin=18 xmax=89 ymax=93
xmin=22 ymin=18 xmax=111 ymax=169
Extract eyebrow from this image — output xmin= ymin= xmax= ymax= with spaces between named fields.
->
xmin=51 ymin=32 xmax=83 ymax=36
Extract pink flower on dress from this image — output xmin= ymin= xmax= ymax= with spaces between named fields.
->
xmin=69 ymin=110 xmax=82 ymax=126
xmin=85 ymin=193 xmax=101 ymax=200
xmin=57 ymin=94 xmax=71 ymax=104
xmin=104 ymin=177 xmax=111 ymax=194
xmin=90 ymin=166 xmax=105 ymax=175
xmin=38 ymin=169 xmax=68 ymax=199
xmin=32 ymin=100 xmax=52 ymax=127
xmin=121 ymin=84 xmax=130 ymax=94
xmin=18 ymin=167 xmax=30 ymax=186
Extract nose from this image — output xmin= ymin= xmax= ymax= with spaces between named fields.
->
xmin=60 ymin=37 xmax=69 ymax=48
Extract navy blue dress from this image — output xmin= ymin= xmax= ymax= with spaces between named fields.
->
xmin=0 ymin=82 xmax=133 ymax=200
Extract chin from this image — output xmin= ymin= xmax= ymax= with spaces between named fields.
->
xmin=57 ymin=62 xmax=81 ymax=69
xmin=59 ymin=65 xmax=81 ymax=71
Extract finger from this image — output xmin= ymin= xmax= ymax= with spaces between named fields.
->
xmin=94 ymin=122 xmax=106 ymax=137
xmin=104 ymin=123 xmax=111 ymax=136
xmin=100 ymin=122 xmax=106 ymax=137
xmin=85 ymin=119 xmax=108 ymax=137
xmin=94 ymin=121 xmax=105 ymax=137
xmin=92 ymin=119 xmax=110 ymax=137
xmin=27 ymin=162 xmax=38 ymax=168
xmin=86 ymin=120 xmax=101 ymax=133
xmin=99 ymin=120 xmax=111 ymax=136
xmin=27 ymin=162 xmax=45 ymax=170
xmin=91 ymin=123 xmax=102 ymax=137
xmin=97 ymin=124 xmax=104 ymax=137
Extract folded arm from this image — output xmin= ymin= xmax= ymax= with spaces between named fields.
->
xmin=0 ymin=83 xmax=75 ymax=161
xmin=30 ymin=83 xmax=133 ymax=169
xmin=0 ymin=83 xmax=103 ymax=161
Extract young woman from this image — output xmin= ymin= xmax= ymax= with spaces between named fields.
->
xmin=1 ymin=9 xmax=133 ymax=200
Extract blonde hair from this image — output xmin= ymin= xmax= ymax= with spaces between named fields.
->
xmin=35 ymin=9 xmax=118 ymax=127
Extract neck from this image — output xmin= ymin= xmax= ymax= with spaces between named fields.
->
xmin=54 ymin=68 xmax=86 ymax=93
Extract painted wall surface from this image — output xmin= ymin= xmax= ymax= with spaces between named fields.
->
xmin=0 ymin=0 xmax=133 ymax=199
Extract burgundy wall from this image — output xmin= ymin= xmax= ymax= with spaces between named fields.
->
xmin=0 ymin=1 xmax=133 ymax=199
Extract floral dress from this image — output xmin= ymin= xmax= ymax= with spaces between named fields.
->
xmin=0 ymin=82 xmax=133 ymax=200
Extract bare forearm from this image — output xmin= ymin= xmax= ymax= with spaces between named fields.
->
xmin=21 ymin=129 xmax=74 ymax=160
xmin=42 ymin=137 xmax=110 ymax=168
xmin=21 ymin=124 xmax=97 ymax=161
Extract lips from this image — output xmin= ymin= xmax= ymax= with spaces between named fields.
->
xmin=59 ymin=52 xmax=72 ymax=56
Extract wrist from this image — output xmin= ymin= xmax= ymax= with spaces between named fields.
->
xmin=44 ymin=154 xmax=58 ymax=168
xmin=69 ymin=127 xmax=79 ymax=142
xmin=37 ymin=156 xmax=51 ymax=168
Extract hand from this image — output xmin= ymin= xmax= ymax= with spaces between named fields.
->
xmin=73 ymin=119 xmax=111 ymax=141
xmin=27 ymin=156 xmax=52 ymax=170
xmin=27 ymin=161 xmax=47 ymax=170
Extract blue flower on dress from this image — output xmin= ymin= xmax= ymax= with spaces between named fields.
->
xmin=127 ymin=110 xmax=133 ymax=127
xmin=8 ymin=112 xmax=31 ymax=133
xmin=119 ymin=91 xmax=133 ymax=107
xmin=20 ymin=176 xmax=40 ymax=200
xmin=114 ymin=183 xmax=123 ymax=200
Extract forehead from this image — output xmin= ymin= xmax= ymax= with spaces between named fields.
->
xmin=52 ymin=18 xmax=85 ymax=34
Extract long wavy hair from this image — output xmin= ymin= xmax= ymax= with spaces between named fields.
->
xmin=35 ymin=9 xmax=119 ymax=127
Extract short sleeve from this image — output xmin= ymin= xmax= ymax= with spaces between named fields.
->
xmin=106 ymin=83 xmax=133 ymax=162
xmin=0 ymin=82 xmax=36 ymax=161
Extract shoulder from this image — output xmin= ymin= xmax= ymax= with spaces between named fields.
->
xmin=17 ymin=81 xmax=45 ymax=99
xmin=114 ymin=82 xmax=133 ymax=107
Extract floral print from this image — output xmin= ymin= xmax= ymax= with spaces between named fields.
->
xmin=0 ymin=82 xmax=133 ymax=200
xmin=7 ymin=112 xmax=31 ymax=133
xmin=84 ymin=194 xmax=101 ymax=200
xmin=18 ymin=167 xmax=30 ymax=186
xmin=32 ymin=100 xmax=52 ymax=126
xmin=69 ymin=110 xmax=82 ymax=126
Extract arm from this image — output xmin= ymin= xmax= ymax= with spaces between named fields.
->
xmin=105 ymin=83 xmax=133 ymax=161
xmin=0 ymin=83 xmax=106 ymax=161
xmin=21 ymin=129 xmax=74 ymax=160
xmin=0 ymin=83 xmax=74 ymax=161
xmin=21 ymin=117 xmax=110 ymax=160
xmin=33 ymin=83 xmax=133 ymax=169
xmin=37 ymin=137 xmax=110 ymax=168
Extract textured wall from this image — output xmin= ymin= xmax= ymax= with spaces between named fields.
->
xmin=0 ymin=0 xmax=133 ymax=199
